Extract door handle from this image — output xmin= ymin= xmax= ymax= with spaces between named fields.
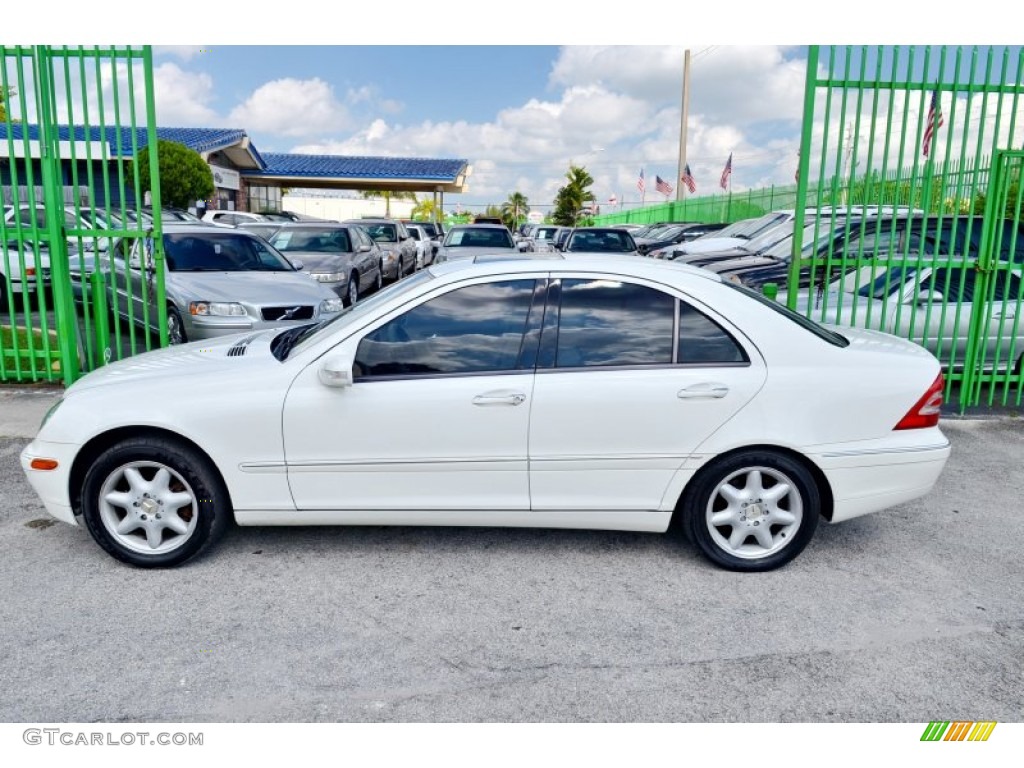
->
xmin=677 ymin=383 xmax=729 ymax=399
xmin=472 ymin=393 xmax=526 ymax=406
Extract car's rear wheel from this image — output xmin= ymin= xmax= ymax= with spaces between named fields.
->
xmin=373 ymin=263 xmax=384 ymax=293
xmin=682 ymin=450 xmax=819 ymax=571
xmin=80 ymin=437 xmax=231 ymax=568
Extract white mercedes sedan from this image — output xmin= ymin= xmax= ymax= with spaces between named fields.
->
xmin=21 ymin=255 xmax=951 ymax=571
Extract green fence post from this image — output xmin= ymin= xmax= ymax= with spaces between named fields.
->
xmin=762 ymin=282 xmax=779 ymax=301
xmin=90 ymin=271 xmax=110 ymax=367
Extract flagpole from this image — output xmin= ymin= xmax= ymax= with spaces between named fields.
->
xmin=676 ymin=48 xmax=691 ymax=202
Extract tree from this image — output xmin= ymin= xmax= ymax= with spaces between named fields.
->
xmin=410 ymin=198 xmax=439 ymax=221
xmin=360 ymin=189 xmax=418 ymax=218
xmin=552 ymin=164 xmax=596 ymax=226
xmin=501 ymin=192 xmax=529 ymax=231
xmin=135 ymin=140 xmax=214 ymax=209
xmin=0 ymin=86 xmax=17 ymax=123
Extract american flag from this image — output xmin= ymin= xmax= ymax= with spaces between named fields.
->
xmin=637 ymin=168 xmax=645 ymax=194
xmin=922 ymin=88 xmax=944 ymax=158
xmin=680 ymin=163 xmax=697 ymax=193
xmin=720 ymin=153 xmax=733 ymax=190
xmin=655 ymin=175 xmax=673 ymax=196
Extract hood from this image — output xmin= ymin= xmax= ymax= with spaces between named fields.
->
xmin=675 ymin=236 xmax=747 ymax=255
xmin=277 ymin=250 xmax=356 ymax=272
xmin=67 ymin=330 xmax=281 ymax=394
xmin=169 ymin=270 xmax=333 ymax=304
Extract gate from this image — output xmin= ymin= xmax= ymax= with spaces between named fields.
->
xmin=0 ymin=45 xmax=166 ymax=386
xmin=791 ymin=46 xmax=1024 ymax=408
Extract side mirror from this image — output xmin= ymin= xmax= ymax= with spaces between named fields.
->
xmin=358 ymin=244 xmax=371 ymax=253
xmin=289 ymin=258 xmax=304 ymax=271
xmin=517 ymin=241 xmax=530 ymax=252
xmin=318 ymin=354 xmax=354 ymax=388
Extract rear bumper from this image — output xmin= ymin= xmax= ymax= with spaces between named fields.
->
xmin=813 ymin=433 xmax=951 ymax=523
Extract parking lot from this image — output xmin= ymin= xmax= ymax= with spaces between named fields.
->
xmin=1 ymin=388 xmax=1021 ymax=722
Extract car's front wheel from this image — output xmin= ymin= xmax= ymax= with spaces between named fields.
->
xmin=167 ymin=306 xmax=187 ymax=345
xmin=682 ymin=450 xmax=819 ymax=571
xmin=345 ymin=275 xmax=359 ymax=308
xmin=80 ymin=436 xmax=231 ymax=567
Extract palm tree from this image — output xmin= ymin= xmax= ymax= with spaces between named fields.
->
xmin=552 ymin=165 xmax=596 ymax=226
xmin=501 ymin=192 xmax=530 ymax=231
xmin=0 ymin=86 xmax=17 ymax=123
xmin=360 ymin=189 xmax=418 ymax=218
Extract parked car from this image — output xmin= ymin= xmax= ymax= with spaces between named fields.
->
xmin=88 ymin=224 xmax=343 ymax=344
xmin=563 ymin=227 xmax=639 ymax=255
xmin=646 ymin=223 xmax=731 ymax=258
xmin=268 ymin=223 xmax=383 ymax=306
xmin=405 ymin=223 xmax=435 ymax=269
xmin=21 ymin=254 xmax=950 ymax=571
xmin=202 ymin=210 xmax=270 ymax=227
xmin=344 ymin=218 xmax=416 ymax=282
xmin=670 ymin=211 xmax=801 ymax=257
xmin=724 ymin=215 xmax=1024 ymax=292
xmin=527 ymin=225 xmax=562 ymax=253
xmin=434 ymin=224 xmax=519 ymax=262
xmin=794 ymin=258 xmax=1024 ymax=372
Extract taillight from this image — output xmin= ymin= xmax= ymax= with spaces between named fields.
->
xmin=894 ymin=372 xmax=945 ymax=430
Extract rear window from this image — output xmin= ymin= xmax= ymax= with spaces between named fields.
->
xmin=725 ymin=281 xmax=849 ymax=347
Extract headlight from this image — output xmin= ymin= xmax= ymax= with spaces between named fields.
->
xmin=311 ymin=271 xmax=345 ymax=282
xmin=320 ymin=298 xmax=344 ymax=313
xmin=189 ymin=301 xmax=247 ymax=316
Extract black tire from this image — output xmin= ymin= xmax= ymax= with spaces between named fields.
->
xmin=80 ymin=436 xmax=231 ymax=568
xmin=374 ymin=263 xmax=384 ymax=292
xmin=682 ymin=450 xmax=819 ymax=572
xmin=167 ymin=306 xmax=187 ymax=345
xmin=344 ymin=274 xmax=359 ymax=308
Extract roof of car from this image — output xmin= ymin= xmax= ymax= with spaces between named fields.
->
xmin=426 ymin=252 xmax=722 ymax=283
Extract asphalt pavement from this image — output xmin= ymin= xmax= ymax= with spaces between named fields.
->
xmin=0 ymin=386 xmax=1022 ymax=722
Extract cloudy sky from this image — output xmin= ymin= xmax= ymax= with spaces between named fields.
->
xmin=145 ymin=44 xmax=810 ymax=212
xmin=6 ymin=4 xmax=1010 ymax=214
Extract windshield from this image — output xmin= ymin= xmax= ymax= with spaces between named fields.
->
xmin=363 ymin=223 xmax=398 ymax=242
xmin=444 ymin=228 xmax=516 ymax=248
xmin=163 ymin=232 xmax=296 ymax=272
xmin=271 ymin=228 xmax=353 ymax=253
xmin=707 ymin=212 xmax=792 ymax=241
xmin=566 ymin=230 xmax=636 ymax=253
xmin=535 ymin=227 xmax=559 ymax=240
xmin=762 ymin=218 xmax=847 ymax=260
xmin=279 ymin=269 xmax=436 ymax=359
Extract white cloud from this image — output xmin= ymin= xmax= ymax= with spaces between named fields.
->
xmin=153 ymin=46 xmax=209 ymax=63
xmin=152 ymin=63 xmax=219 ymax=125
xmin=228 ymin=77 xmax=351 ymax=137
xmin=287 ymin=46 xmax=812 ymax=208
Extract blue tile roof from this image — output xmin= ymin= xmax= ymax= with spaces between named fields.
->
xmin=0 ymin=124 xmax=260 ymax=162
xmin=254 ymin=153 xmax=467 ymax=182
xmin=1 ymin=125 xmax=467 ymax=184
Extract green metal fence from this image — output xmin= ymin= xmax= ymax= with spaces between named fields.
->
xmin=789 ymin=46 xmax=1024 ymax=409
xmin=0 ymin=45 xmax=165 ymax=386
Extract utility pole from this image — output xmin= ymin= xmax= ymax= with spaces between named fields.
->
xmin=676 ymin=49 xmax=691 ymax=202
